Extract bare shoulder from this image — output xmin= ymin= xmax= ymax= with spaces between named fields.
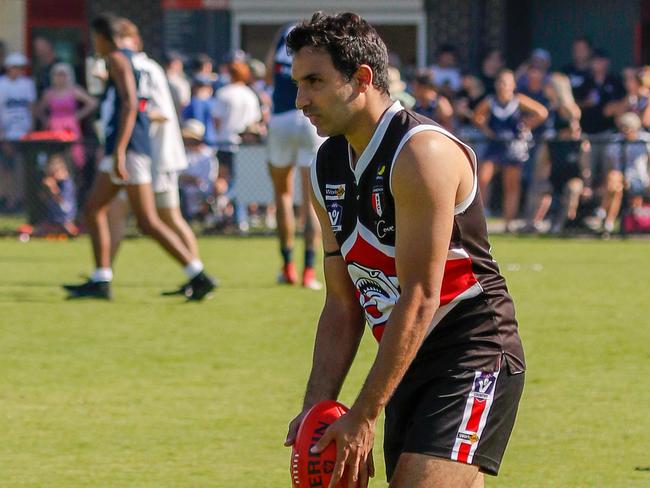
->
xmin=393 ymin=130 xmax=469 ymax=187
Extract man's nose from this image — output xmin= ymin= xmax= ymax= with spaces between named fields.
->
xmin=295 ymin=87 xmax=309 ymax=110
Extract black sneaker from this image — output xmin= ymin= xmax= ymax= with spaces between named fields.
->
xmin=185 ymin=272 xmax=217 ymax=301
xmin=161 ymin=283 xmax=191 ymax=296
xmin=63 ymin=279 xmax=112 ymax=300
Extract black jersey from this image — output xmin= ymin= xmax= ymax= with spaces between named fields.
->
xmin=311 ymin=102 xmax=525 ymax=373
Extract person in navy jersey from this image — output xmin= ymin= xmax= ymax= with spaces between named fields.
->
xmin=63 ymin=13 xmax=215 ymax=300
xmin=265 ymin=23 xmax=325 ymax=289
xmin=412 ymin=71 xmax=454 ymax=131
xmin=473 ymin=70 xmax=548 ymax=231
xmin=284 ymin=12 xmax=525 ymax=488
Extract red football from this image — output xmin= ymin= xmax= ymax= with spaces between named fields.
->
xmin=290 ymin=400 xmax=351 ymax=488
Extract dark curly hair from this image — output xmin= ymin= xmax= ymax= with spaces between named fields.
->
xmin=286 ymin=12 xmax=389 ymax=94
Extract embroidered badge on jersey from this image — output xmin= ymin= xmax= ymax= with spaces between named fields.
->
xmin=371 ymin=165 xmax=385 ymax=217
xmin=327 ymin=202 xmax=343 ymax=232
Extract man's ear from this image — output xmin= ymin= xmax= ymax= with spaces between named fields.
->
xmin=354 ymin=64 xmax=374 ymax=92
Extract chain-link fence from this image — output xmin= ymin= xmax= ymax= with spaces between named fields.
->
xmin=1 ymin=135 xmax=649 ymax=238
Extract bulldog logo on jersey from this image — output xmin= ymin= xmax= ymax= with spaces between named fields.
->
xmin=347 ymin=262 xmax=400 ymax=326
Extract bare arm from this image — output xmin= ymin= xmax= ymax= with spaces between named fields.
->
xmin=518 ymin=93 xmax=549 ymax=130
xmin=284 ymin=185 xmax=366 ymax=446
xmin=436 ymin=95 xmax=454 ymax=131
xmin=73 ymin=86 xmax=98 ymax=121
xmin=352 ymin=131 xmax=466 ymax=419
xmin=473 ymin=97 xmax=495 ymax=137
xmin=35 ymin=90 xmax=51 ymax=127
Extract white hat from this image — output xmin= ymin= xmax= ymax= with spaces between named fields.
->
xmin=181 ymin=119 xmax=206 ymax=141
xmin=5 ymin=52 xmax=28 ymax=67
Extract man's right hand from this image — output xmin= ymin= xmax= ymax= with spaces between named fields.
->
xmin=284 ymin=409 xmax=310 ymax=447
xmin=113 ymin=150 xmax=129 ymax=181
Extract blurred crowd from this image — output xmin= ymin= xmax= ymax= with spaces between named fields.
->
xmin=1 ymin=34 xmax=650 ymax=237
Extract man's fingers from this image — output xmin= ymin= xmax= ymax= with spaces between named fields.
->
xmin=284 ymin=423 xmax=298 ymax=446
xmin=368 ymin=449 xmax=375 ymax=478
xmin=310 ymin=428 xmax=333 ymax=454
xmin=348 ymin=453 xmax=361 ymax=488
xmin=358 ymin=454 xmax=369 ymax=488
xmin=327 ymin=444 xmax=348 ymax=488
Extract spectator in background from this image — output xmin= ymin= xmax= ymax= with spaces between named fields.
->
xmin=454 ymin=73 xmax=486 ymax=138
xmin=478 ymin=48 xmax=505 ymax=96
xmin=0 ymin=40 xmax=6 ymax=75
xmin=164 ymin=50 xmax=191 ymax=117
xmin=387 ymin=66 xmax=415 ymax=109
xmin=182 ymin=75 xmax=217 ymax=148
xmin=604 ymin=67 xmax=650 ymax=129
xmin=0 ymin=52 xmax=36 ymax=212
xmin=578 ymin=49 xmax=625 ymax=136
xmin=601 ymin=112 xmax=650 ymax=236
xmin=527 ymin=117 xmax=591 ymax=234
xmin=179 ymin=119 xmax=221 ymax=224
xmin=36 ymin=62 xmax=97 ymax=169
xmin=211 ymin=60 xmax=261 ymax=232
xmin=412 ymin=70 xmax=454 ymax=130
xmin=430 ymin=43 xmax=462 ymax=97
xmin=245 ymin=58 xmax=272 ymax=140
xmin=473 ymin=69 xmax=548 ymax=231
xmin=190 ymin=53 xmax=218 ymax=88
xmin=516 ymin=48 xmax=551 ymax=89
xmin=39 ymin=153 xmax=78 ymax=236
xmin=32 ymin=37 xmax=60 ymax=95
xmin=562 ymin=37 xmax=593 ymax=101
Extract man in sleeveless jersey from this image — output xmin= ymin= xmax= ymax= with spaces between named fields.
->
xmin=63 ymin=14 xmax=215 ymax=300
xmin=265 ymin=23 xmax=325 ymax=289
xmin=283 ymin=13 xmax=525 ymax=488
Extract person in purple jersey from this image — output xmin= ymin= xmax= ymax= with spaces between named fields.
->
xmin=284 ymin=12 xmax=524 ymax=488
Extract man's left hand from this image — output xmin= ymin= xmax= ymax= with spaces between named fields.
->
xmin=310 ymin=408 xmax=376 ymax=488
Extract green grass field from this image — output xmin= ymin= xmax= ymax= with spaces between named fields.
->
xmin=1 ymin=235 xmax=649 ymax=487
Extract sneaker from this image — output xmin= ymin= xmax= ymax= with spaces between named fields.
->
xmin=302 ymin=267 xmax=323 ymax=291
xmin=161 ymin=283 xmax=191 ymax=296
xmin=63 ymin=279 xmax=112 ymax=300
xmin=185 ymin=271 xmax=217 ymax=301
xmin=277 ymin=262 xmax=297 ymax=285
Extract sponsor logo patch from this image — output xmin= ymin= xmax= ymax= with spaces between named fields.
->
xmin=457 ymin=432 xmax=480 ymax=443
xmin=325 ymin=183 xmax=346 ymax=201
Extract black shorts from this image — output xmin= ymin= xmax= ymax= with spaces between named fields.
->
xmin=384 ymin=361 xmax=524 ymax=481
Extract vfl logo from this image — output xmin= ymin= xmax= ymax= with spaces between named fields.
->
xmin=327 ymin=202 xmax=343 ymax=232
xmin=325 ymin=183 xmax=346 ymax=201
xmin=473 ymin=372 xmax=496 ymax=401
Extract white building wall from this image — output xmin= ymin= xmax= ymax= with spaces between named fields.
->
xmin=0 ymin=0 xmax=26 ymax=54
xmin=230 ymin=0 xmax=426 ymax=67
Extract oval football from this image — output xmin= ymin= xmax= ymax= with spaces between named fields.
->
xmin=291 ymin=400 xmax=350 ymax=488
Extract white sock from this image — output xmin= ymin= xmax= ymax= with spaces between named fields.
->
xmin=91 ymin=267 xmax=113 ymax=283
xmin=183 ymin=259 xmax=204 ymax=279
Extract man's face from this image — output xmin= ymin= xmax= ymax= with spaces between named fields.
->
xmin=292 ymin=47 xmax=358 ymax=137
xmin=573 ymin=41 xmax=591 ymax=64
xmin=7 ymin=65 xmax=24 ymax=79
